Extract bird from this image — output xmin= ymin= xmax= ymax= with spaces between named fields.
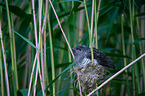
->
xmin=72 ymin=45 xmax=116 ymax=69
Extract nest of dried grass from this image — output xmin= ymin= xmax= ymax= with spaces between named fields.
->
xmin=73 ymin=63 xmax=110 ymax=94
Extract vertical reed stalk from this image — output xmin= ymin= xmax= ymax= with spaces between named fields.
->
xmin=0 ymin=45 xmax=4 ymax=96
xmin=129 ymin=0 xmax=141 ymax=94
xmin=28 ymin=54 xmax=37 ymax=96
xmin=47 ymin=3 xmax=55 ymax=95
xmin=31 ymin=0 xmax=38 ymax=94
xmin=129 ymin=0 xmax=135 ymax=94
xmin=94 ymin=0 xmax=101 ymax=49
xmin=28 ymin=1 xmax=35 ymax=95
xmin=11 ymin=12 xmax=18 ymax=90
xmin=83 ymin=0 xmax=94 ymax=63
xmin=94 ymin=0 xmax=100 ymax=96
xmin=5 ymin=0 xmax=18 ymax=95
xmin=44 ymin=26 xmax=48 ymax=88
xmin=28 ymin=0 xmax=34 ymax=81
xmin=94 ymin=0 xmax=98 ymax=49
xmin=34 ymin=62 xmax=39 ymax=96
xmin=0 ymin=4 xmax=4 ymax=96
xmin=0 ymin=21 xmax=4 ymax=96
xmin=38 ymin=0 xmax=46 ymax=95
xmin=39 ymin=0 xmax=43 ymax=79
xmin=121 ymin=14 xmax=130 ymax=95
xmin=31 ymin=0 xmax=45 ymax=95
xmin=90 ymin=0 xmax=94 ymax=38
xmin=42 ymin=0 xmax=48 ymax=93
xmin=0 ymin=22 xmax=10 ymax=96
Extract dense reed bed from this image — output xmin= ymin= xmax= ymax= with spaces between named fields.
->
xmin=0 ymin=0 xmax=145 ymax=96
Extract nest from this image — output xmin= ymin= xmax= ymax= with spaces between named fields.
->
xmin=73 ymin=63 xmax=110 ymax=94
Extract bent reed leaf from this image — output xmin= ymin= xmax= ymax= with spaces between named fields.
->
xmin=11 ymin=29 xmax=40 ymax=52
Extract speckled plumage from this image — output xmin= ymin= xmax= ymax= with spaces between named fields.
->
xmin=72 ymin=45 xmax=116 ymax=69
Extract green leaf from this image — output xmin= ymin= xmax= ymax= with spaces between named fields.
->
xmin=0 ymin=2 xmax=28 ymax=18
xmin=15 ymin=14 xmax=33 ymax=54
xmin=17 ymin=90 xmax=23 ymax=96
xmin=11 ymin=29 xmax=40 ymax=52
xmin=19 ymin=89 xmax=28 ymax=96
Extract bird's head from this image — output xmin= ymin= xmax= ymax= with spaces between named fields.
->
xmin=72 ymin=45 xmax=89 ymax=57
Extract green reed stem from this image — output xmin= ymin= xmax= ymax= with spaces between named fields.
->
xmin=0 ymin=41 xmax=4 ymax=96
xmin=129 ymin=0 xmax=135 ymax=95
xmin=83 ymin=0 xmax=94 ymax=63
xmin=94 ymin=0 xmax=98 ymax=49
xmin=94 ymin=1 xmax=100 ymax=96
xmin=11 ymin=10 xmax=19 ymax=91
xmin=129 ymin=0 xmax=141 ymax=94
xmin=48 ymin=8 xmax=56 ymax=95
xmin=0 ymin=4 xmax=4 ymax=96
xmin=5 ymin=0 xmax=18 ymax=95
xmin=121 ymin=14 xmax=130 ymax=96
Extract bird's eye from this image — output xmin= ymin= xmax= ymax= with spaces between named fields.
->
xmin=76 ymin=48 xmax=81 ymax=51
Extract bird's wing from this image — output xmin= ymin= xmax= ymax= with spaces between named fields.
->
xmin=87 ymin=48 xmax=105 ymax=59
xmin=87 ymin=48 xmax=116 ymax=69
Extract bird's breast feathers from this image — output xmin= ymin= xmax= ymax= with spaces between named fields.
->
xmin=78 ymin=57 xmax=99 ymax=67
